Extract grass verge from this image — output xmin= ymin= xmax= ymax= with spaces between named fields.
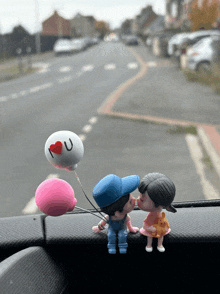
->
xmin=183 ymin=61 xmax=220 ymax=95
xmin=167 ymin=125 xmax=197 ymax=135
xmin=0 ymin=65 xmax=36 ymax=82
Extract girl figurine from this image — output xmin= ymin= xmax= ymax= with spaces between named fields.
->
xmin=137 ymin=173 xmax=176 ymax=252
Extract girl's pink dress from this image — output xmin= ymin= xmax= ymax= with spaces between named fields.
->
xmin=140 ymin=211 xmax=171 ymax=237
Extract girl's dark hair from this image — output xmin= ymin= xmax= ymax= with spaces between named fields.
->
xmin=101 ymin=194 xmax=130 ymax=216
xmin=138 ymin=173 xmax=176 ymax=210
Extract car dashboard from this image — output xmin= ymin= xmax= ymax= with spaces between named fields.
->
xmin=0 ymin=200 xmax=220 ymax=293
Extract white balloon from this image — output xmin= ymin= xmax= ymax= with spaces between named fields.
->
xmin=45 ymin=131 xmax=84 ymax=171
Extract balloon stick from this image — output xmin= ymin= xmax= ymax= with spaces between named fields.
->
xmin=74 ymin=170 xmax=108 ymax=223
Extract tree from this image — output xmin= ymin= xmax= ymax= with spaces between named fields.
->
xmin=10 ymin=25 xmax=30 ymax=43
xmin=96 ymin=21 xmax=110 ymax=39
xmin=189 ymin=0 xmax=219 ymax=31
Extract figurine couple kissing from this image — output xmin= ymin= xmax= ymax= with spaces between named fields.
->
xmin=92 ymin=173 xmax=176 ymax=254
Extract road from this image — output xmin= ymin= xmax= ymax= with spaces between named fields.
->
xmin=1 ymin=41 xmax=220 ymax=217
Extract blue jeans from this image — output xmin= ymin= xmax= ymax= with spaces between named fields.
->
xmin=107 ymin=226 xmax=128 ymax=250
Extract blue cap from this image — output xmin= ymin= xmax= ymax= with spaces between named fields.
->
xmin=93 ymin=174 xmax=140 ymax=208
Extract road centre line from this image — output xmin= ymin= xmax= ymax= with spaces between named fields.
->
xmin=185 ymin=134 xmax=220 ymax=200
xmin=0 ymin=96 xmax=7 ymax=102
xmin=89 ymin=116 xmax=98 ymax=124
xmin=104 ymin=64 xmax=116 ymax=70
xmin=82 ymin=124 xmax=92 ymax=133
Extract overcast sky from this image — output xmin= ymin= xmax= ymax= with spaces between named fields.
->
xmin=0 ymin=0 xmax=166 ymax=34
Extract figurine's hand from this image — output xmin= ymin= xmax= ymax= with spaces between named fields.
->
xmin=129 ymin=227 xmax=139 ymax=233
xmin=148 ymin=226 xmax=156 ymax=232
xmin=92 ymin=226 xmax=100 ymax=233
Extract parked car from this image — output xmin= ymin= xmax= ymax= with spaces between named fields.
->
xmin=71 ymin=39 xmax=86 ymax=53
xmin=175 ymin=30 xmax=220 ymax=61
xmin=124 ymin=35 xmax=139 ymax=46
xmin=187 ymin=35 xmax=220 ymax=71
xmin=167 ymin=32 xmax=191 ymax=56
xmin=53 ymin=39 xmax=73 ymax=56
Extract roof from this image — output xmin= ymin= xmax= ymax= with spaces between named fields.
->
xmin=143 ymin=15 xmax=165 ymax=35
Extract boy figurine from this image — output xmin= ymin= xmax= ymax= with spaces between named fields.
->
xmin=92 ymin=174 xmax=140 ymax=254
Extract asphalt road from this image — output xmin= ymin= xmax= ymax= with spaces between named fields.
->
xmin=1 ymin=41 xmax=219 ymax=217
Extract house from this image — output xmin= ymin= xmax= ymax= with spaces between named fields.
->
xmin=42 ymin=10 xmax=71 ymax=37
xmin=133 ymin=5 xmax=159 ymax=35
xmin=165 ymin=0 xmax=185 ymax=29
xmin=70 ymin=13 xmax=96 ymax=38
xmin=143 ymin=16 xmax=166 ymax=36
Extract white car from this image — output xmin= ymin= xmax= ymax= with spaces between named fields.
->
xmin=167 ymin=33 xmax=191 ymax=56
xmin=175 ymin=30 xmax=220 ymax=59
xmin=71 ymin=39 xmax=86 ymax=53
xmin=53 ymin=39 xmax=73 ymax=56
xmin=187 ymin=35 xmax=220 ymax=71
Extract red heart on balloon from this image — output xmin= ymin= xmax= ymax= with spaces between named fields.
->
xmin=50 ymin=141 xmax=63 ymax=154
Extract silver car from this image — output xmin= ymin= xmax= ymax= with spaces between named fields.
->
xmin=187 ymin=35 xmax=220 ymax=71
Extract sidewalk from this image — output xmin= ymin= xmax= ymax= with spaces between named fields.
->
xmin=98 ymin=46 xmax=220 ymax=181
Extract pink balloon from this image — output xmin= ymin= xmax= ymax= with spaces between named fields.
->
xmin=35 ymin=178 xmax=77 ymax=216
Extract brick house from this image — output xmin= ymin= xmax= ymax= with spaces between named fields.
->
xmin=42 ymin=10 xmax=71 ymax=37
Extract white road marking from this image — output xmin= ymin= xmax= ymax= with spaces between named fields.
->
xmin=198 ymin=127 xmax=220 ymax=180
xmin=57 ymin=76 xmax=73 ymax=83
xmin=89 ymin=117 xmax=98 ymax=124
xmin=59 ymin=66 xmax=72 ymax=72
xmin=20 ymin=90 xmax=28 ymax=96
xmin=38 ymin=68 xmax=49 ymax=73
xmin=0 ymin=96 xmax=7 ymax=102
xmin=46 ymin=174 xmax=60 ymax=179
xmin=82 ymin=65 xmax=94 ymax=71
xmin=22 ymin=197 xmax=38 ymax=214
xmin=11 ymin=93 xmax=19 ymax=99
xmin=30 ymin=86 xmax=41 ymax=93
xmin=104 ymin=64 xmax=116 ymax=70
xmin=40 ymin=82 xmax=53 ymax=90
xmin=76 ymin=71 xmax=83 ymax=76
xmin=79 ymin=134 xmax=86 ymax=141
xmin=127 ymin=62 xmax=138 ymax=69
xmin=33 ymin=62 xmax=50 ymax=74
xmin=185 ymin=134 xmax=220 ymax=200
xmin=22 ymin=174 xmax=60 ymax=214
xmin=82 ymin=124 xmax=92 ymax=133
xmin=147 ymin=61 xmax=157 ymax=67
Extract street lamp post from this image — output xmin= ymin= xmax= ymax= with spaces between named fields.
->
xmin=35 ymin=0 xmax=41 ymax=54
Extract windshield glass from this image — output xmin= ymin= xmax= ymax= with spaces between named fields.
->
xmin=1 ymin=0 xmax=220 ymax=218
xmin=192 ymin=37 xmax=212 ymax=48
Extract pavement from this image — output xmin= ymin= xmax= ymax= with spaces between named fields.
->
xmin=1 ymin=46 xmax=220 ymax=182
xmin=97 ymin=45 xmax=220 ymax=182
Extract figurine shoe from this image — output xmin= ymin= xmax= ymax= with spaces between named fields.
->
xmin=145 ymin=246 xmax=153 ymax=252
xmin=108 ymin=248 xmax=116 ymax=254
xmin=119 ymin=248 xmax=127 ymax=254
xmin=157 ymin=246 xmax=165 ymax=252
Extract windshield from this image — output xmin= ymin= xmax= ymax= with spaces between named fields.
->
xmin=192 ymin=37 xmax=212 ymax=48
xmin=1 ymin=0 xmax=220 ymax=218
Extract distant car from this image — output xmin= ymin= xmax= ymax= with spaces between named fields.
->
xmin=124 ymin=35 xmax=139 ymax=46
xmin=53 ymin=39 xmax=73 ymax=56
xmin=187 ymin=35 xmax=220 ymax=71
